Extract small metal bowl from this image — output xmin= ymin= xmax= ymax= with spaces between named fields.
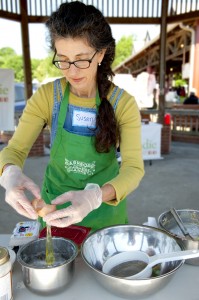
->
xmin=17 ymin=237 xmax=78 ymax=295
xmin=81 ymin=225 xmax=184 ymax=299
xmin=158 ymin=209 xmax=199 ymax=265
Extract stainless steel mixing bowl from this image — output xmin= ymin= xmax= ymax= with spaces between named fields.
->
xmin=81 ymin=225 xmax=184 ymax=299
xmin=17 ymin=237 xmax=78 ymax=295
xmin=158 ymin=209 xmax=199 ymax=265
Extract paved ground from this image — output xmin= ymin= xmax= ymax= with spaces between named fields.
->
xmin=0 ymin=141 xmax=199 ymax=234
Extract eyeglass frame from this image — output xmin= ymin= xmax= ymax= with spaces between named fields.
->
xmin=52 ymin=50 xmax=98 ymax=70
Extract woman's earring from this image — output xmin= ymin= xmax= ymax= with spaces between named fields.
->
xmin=98 ymin=62 xmax=101 ymax=66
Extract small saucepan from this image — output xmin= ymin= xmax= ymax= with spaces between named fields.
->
xmin=17 ymin=237 xmax=78 ymax=295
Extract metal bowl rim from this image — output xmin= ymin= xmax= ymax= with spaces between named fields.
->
xmin=81 ymin=224 xmax=184 ymax=281
xmin=17 ymin=236 xmax=78 ymax=269
xmin=158 ymin=209 xmax=199 ymax=241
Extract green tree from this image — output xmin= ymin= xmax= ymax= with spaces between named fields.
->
xmin=0 ymin=47 xmax=24 ymax=82
xmin=0 ymin=47 xmax=17 ymax=68
xmin=173 ymin=73 xmax=187 ymax=87
xmin=0 ymin=47 xmax=61 ymax=83
xmin=33 ymin=54 xmax=62 ymax=82
xmin=1 ymin=40 xmax=134 ymax=82
xmin=31 ymin=58 xmax=41 ymax=80
xmin=0 ymin=47 xmax=16 ymax=57
xmin=112 ymin=35 xmax=133 ymax=69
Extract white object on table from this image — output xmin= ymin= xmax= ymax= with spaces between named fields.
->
xmin=143 ymin=217 xmax=158 ymax=227
xmin=1 ymin=234 xmax=199 ymax=300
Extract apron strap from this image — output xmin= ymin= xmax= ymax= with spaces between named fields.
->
xmin=50 ymin=79 xmax=63 ymax=147
xmin=109 ymin=86 xmax=119 ymax=104
xmin=109 ymin=86 xmax=124 ymax=154
xmin=109 ymin=86 xmax=124 ymax=111
xmin=51 ymin=82 xmax=124 ymax=147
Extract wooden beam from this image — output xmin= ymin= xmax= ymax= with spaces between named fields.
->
xmin=26 ymin=16 xmax=162 ymax=24
xmin=0 ymin=10 xmax=20 ymax=21
xmin=167 ymin=11 xmax=199 ymax=24
xmin=105 ymin=17 xmax=161 ymax=25
xmin=158 ymin=0 xmax=168 ymax=124
xmin=193 ymin=20 xmax=199 ymax=96
xmin=20 ymin=0 xmax=32 ymax=100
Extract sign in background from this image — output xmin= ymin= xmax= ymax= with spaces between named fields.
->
xmin=141 ymin=123 xmax=162 ymax=160
xmin=0 ymin=69 xmax=14 ymax=131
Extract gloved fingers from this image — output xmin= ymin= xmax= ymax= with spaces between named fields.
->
xmin=23 ymin=177 xmax=41 ymax=199
xmin=43 ymin=206 xmax=75 ymax=222
xmin=43 ymin=206 xmax=82 ymax=226
xmin=51 ymin=191 xmax=75 ymax=205
xmin=15 ymin=202 xmax=38 ymax=219
xmin=6 ymin=189 xmax=38 ymax=219
xmin=45 ymin=217 xmax=74 ymax=228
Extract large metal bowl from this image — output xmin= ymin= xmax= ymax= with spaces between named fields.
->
xmin=81 ymin=225 xmax=184 ymax=299
xmin=17 ymin=237 xmax=78 ymax=295
xmin=158 ymin=209 xmax=199 ymax=265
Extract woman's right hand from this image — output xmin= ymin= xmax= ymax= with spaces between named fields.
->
xmin=0 ymin=165 xmax=41 ymax=219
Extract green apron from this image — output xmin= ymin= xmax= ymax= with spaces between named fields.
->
xmin=41 ymin=82 xmax=128 ymax=231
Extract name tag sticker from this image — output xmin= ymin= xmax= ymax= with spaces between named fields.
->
xmin=72 ymin=109 xmax=96 ymax=128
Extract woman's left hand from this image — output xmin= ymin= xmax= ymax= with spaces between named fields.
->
xmin=43 ymin=183 xmax=102 ymax=227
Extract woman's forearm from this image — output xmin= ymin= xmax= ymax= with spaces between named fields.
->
xmin=101 ymin=183 xmax=116 ymax=202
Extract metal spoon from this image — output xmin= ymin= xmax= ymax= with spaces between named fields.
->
xmin=170 ymin=208 xmax=195 ymax=241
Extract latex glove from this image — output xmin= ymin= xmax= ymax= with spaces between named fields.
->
xmin=43 ymin=183 xmax=102 ymax=227
xmin=0 ymin=165 xmax=41 ymax=219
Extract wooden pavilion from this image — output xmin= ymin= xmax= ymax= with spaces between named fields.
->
xmin=0 ymin=0 xmax=199 ymax=153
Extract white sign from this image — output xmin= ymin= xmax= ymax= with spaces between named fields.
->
xmin=141 ymin=123 xmax=162 ymax=160
xmin=117 ymin=122 xmax=162 ymax=164
xmin=0 ymin=69 xmax=14 ymax=131
xmin=182 ymin=63 xmax=190 ymax=79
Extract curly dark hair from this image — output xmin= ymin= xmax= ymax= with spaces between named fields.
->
xmin=46 ymin=1 xmax=119 ymax=153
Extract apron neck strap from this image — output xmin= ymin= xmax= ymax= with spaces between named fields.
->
xmin=58 ymin=83 xmax=101 ymax=127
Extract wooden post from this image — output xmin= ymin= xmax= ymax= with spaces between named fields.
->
xmin=158 ymin=0 xmax=168 ymax=125
xmin=193 ymin=20 xmax=199 ymax=96
xmin=159 ymin=0 xmax=171 ymax=155
xmin=20 ymin=0 xmax=33 ymax=100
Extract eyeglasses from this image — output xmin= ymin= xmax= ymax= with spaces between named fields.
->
xmin=52 ymin=51 xmax=98 ymax=70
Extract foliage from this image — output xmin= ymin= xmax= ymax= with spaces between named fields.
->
xmin=112 ymin=35 xmax=133 ymax=69
xmin=0 ymin=47 xmax=61 ymax=83
xmin=0 ymin=47 xmax=24 ymax=82
xmin=0 ymin=47 xmax=16 ymax=57
xmin=2 ymin=57 xmax=24 ymax=82
xmin=173 ymin=73 xmax=187 ymax=87
xmin=0 ymin=36 xmax=134 ymax=82
xmin=33 ymin=54 xmax=61 ymax=82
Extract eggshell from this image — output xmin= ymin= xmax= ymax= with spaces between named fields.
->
xmin=32 ymin=198 xmax=56 ymax=217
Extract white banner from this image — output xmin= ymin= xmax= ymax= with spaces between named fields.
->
xmin=141 ymin=123 xmax=162 ymax=160
xmin=0 ymin=69 xmax=15 ymax=131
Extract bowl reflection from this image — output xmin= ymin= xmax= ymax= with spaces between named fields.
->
xmin=158 ymin=209 xmax=199 ymax=265
xmin=81 ymin=225 xmax=184 ymax=299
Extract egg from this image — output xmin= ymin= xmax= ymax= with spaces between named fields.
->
xmin=32 ymin=198 xmax=56 ymax=217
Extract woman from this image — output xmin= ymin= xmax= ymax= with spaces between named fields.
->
xmin=0 ymin=1 xmax=144 ymax=231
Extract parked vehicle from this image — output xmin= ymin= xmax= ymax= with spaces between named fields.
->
xmin=15 ymin=82 xmax=38 ymax=112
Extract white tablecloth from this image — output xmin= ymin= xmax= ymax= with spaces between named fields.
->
xmin=1 ymin=234 xmax=199 ymax=300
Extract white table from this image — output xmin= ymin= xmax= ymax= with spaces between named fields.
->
xmin=1 ymin=234 xmax=199 ymax=300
